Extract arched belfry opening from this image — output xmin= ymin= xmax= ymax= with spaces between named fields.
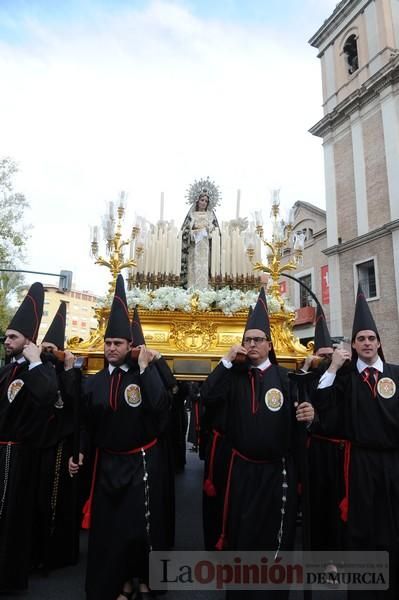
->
xmin=343 ymin=34 xmax=359 ymax=74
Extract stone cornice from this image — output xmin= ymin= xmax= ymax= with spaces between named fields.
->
xmin=293 ymin=200 xmax=326 ymax=218
xmin=309 ymin=0 xmax=362 ymax=49
xmin=309 ymin=54 xmax=399 ymax=138
xmin=323 ymin=219 xmax=399 ymax=256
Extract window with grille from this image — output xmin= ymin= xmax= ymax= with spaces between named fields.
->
xmin=356 ymin=259 xmax=377 ymax=299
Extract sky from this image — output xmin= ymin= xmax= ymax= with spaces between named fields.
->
xmin=0 ymin=0 xmax=338 ymax=297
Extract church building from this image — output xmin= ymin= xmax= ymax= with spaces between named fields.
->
xmin=309 ymin=0 xmax=399 ymax=361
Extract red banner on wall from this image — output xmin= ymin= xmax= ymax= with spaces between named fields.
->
xmin=321 ymin=265 xmax=329 ymax=304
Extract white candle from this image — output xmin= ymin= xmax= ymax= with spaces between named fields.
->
xmin=237 ymin=234 xmax=243 ymax=276
xmin=144 ymin=239 xmax=149 ymax=276
xmin=211 ymin=231 xmax=216 ymax=278
xmin=176 ymin=231 xmax=182 ymax=276
xmin=225 ymin=228 xmax=231 ymax=276
xmin=164 ymin=228 xmax=169 ymax=274
xmin=162 ymin=229 xmax=167 ymax=274
xmin=168 ymin=228 xmax=175 ymax=275
xmin=221 ymin=248 xmax=226 ymax=278
xmin=235 ymin=230 xmax=241 ymax=276
xmin=231 ymin=231 xmax=236 ymax=277
xmin=158 ymin=227 xmax=163 ymax=274
xmin=160 ymin=192 xmax=164 ymax=222
xmin=236 ymin=189 xmax=241 ymax=219
xmin=147 ymin=236 xmax=152 ymax=276
xmin=221 ymin=225 xmax=226 ymax=276
xmin=221 ymin=227 xmax=225 ymax=276
xmin=154 ymin=232 xmax=160 ymax=274
xmin=215 ymin=231 xmax=220 ymax=276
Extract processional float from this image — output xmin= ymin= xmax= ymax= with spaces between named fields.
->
xmin=68 ymin=181 xmax=311 ymax=378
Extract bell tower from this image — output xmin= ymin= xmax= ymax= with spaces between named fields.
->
xmin=309 ymin=0 xmax=399 ymax=359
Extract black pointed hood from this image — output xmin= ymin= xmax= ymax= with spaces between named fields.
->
xmin=241 ymin=305 xmax=253 ymax=344
xmin=351 ymin=282 xmax=384 ymax=361
xmin=8 ymin=281 xmax=44 ymax=342
xmin=245 ymin=287 xmax=277 ymax=364
xmin=131 ymin=306 xmax=146 ymax=347
xmin=314 ymin=303 xmax=332 ymax=353
xmin=42 ymin=301 xmax=67 ymax=350
xmin=104 ymin=274 xmax=132 ymax=341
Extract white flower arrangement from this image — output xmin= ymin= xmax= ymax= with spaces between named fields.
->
xmin=97 ymin=286 xmax=295 ymax=316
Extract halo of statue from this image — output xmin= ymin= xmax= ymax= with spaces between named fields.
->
xmin=185 ymin=177 xmax=221 ymax=212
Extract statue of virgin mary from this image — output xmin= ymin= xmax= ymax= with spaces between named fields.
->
xmin=180 ymin=178 xmax=221 ymax=289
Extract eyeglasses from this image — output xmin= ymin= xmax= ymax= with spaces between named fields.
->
xmin=243 ymin=336 xmax=268 ymax=345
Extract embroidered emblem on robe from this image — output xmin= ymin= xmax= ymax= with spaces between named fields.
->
xmin=54 ymin=390 xmax=64 ymax=409
xmin=124 ymin=384 xmax=142 ymax=407
xmin=7 ymin=379 xmax=24 ymax=403
xmin=265 ymin=387 xmax=284 ymax=411
xmin=377 ymin=377 xmax=396 ymax=399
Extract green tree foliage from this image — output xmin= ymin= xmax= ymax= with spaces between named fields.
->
xmin=0 ymin=272 xmax=23 ymax=336
xmin=0 ymin=157 xmax=30 ymax=334
xmin=0 ymin=157 xmax=29 ymax=265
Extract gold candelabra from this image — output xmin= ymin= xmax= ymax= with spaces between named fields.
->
xmin=90 ymin=192 xmax=140 ymax=297
xmin=248 ymin=190 xmax=305 ymax=311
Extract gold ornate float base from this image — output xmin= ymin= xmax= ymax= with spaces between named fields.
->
xmin=68 ymin=307 xmax=309 ymax=379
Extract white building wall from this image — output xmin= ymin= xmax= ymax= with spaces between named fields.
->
xmin=390 ymin=0 xmax=399 ymax=47
xmin=380 ymin=88 xmax=399 ymax=220
xmin=392 ymin=229 xmax=399 ymax=322
xmin=365 ymin=1 xmax=383 ymax=74
xmin=351 ymin=111 xmax=369 ymax=235
xmin=324 ymin=140 xmax=339 ymax=246
xmin=327 ymin=254 xmax=343 ymax=337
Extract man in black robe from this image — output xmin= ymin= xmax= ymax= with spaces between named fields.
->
xmin=299 ymin=304 xmax=347 ymax=556
xmin=315 ymin=283 xmax=399 ymax=599
xmin=0 ymin=282 xmax=58 ymax=592
xmin=69 ymin=275 xmax=168 ymax=600
xmin=201 ymin=287 xmax=314 ymax=599
xmin=32 ymin=300 xmax=81 ymax=571
xmin=131 ymin=305 xmax=183 ymax=548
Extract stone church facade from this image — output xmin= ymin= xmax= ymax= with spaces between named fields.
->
xmin=308 ymin=0 xmax=399 ymax=362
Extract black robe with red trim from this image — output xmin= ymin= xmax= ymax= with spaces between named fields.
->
xmin=82 ymin=362 xmax=169 ymax=600
xmin=313 ymin=362 xmax=399 ymax=599
xmin=31 ymin=365 xmax=81 ymax=570
xmin=300 ymin=362 xmax=347 ymax=552
xmin=0 ymin=361 xmax=58 ymax=592
xmin=201 ymin=361 xmax=299 ymax=554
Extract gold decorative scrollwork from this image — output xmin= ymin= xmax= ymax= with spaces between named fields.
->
xmin=270 ymin=312 xmax=308 ymax=357
xmin=220 ymin=334 xmax=242 ymax=346
xmin=146 ymin=333 xmax=168 ymax=343
xmin=169 ymin=320 xmax=218 ymax=352
xmin=66 ymin=305 xmax=310 ymax=374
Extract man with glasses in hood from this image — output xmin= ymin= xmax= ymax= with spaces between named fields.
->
xmin=201 ymin=287 xmax=314 ymax=600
